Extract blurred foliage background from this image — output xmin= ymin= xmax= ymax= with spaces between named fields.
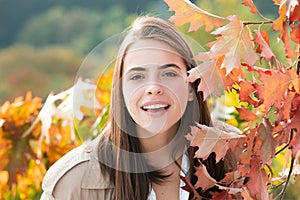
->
xmin=1 ymin=0 xmax=299 ymax=199
xmin=0 ymin=0 xmax=278 ymax=104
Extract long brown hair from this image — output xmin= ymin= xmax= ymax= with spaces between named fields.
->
xmin=98 ymin=16 xmax=234 ymax=200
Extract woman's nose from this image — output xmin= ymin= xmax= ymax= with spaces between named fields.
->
xmin=145 ymin=83 xmax=163 ymax=95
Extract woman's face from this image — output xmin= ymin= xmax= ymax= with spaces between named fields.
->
xmin=122 ymin=39 xmax=192 ymax=137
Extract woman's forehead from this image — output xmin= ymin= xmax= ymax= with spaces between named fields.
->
xmin=123 ymin=39 xmax=185 ymax=71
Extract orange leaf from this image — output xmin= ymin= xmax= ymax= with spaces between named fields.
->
xmin=237 ymin=107 xmax=257 ymax=121
xmin=242 ymin=0 xmax=259 ymax=13
xmin=254 ymin=30 xmax=275 ymax=62
xmin=290 ymin=5 xmax=299 ymax=43
xmin=210 ymin=16 xmax=259 ymax=75
xmin=164 ymin=0 xmax=226 ymax=32
xmin=256 ymin=69 xmax=291 ymax=110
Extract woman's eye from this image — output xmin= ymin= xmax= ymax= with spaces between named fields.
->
xmin=130 ymin=74 xmax=144 ymax=80
xmin=163 ymin=71 xmax=177 ymax=77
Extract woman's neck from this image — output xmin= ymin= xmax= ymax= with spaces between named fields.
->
xmin=137 ymin=122 xmax=179 ymax=153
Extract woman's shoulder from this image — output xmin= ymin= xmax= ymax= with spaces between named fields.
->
xmin=41 ymin=134 xmax=114 ymax=199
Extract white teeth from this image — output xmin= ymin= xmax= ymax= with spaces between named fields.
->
xmin=142 ymin=104 xmax=168 ymax=110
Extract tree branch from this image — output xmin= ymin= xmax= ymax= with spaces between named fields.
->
xmin=275 ymin=129 xmax=294 ymax=155
xmin=297 ymin=49 xmax=299 ymax=75
xmin=277 ymin=153 xmax=295 ymax=200
xmin=243 ymin=21 xmax=273 ymax=25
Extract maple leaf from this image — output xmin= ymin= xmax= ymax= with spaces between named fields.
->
xmin=242 ymin=0 xmax=259 ymax=13
xmin=254 ymin=118 xmax=276 ymax=163
xmin=194 ymin=163 xmax=217 ymax=190
xmin=164 ymin=0 xmax=226 ymax=32
xmin=254 ymin=30 xmax=275 ymax=62
xmin=210 ymin=16 xmax=259 ymax=75
xmin=186 ymin=120 xmax=244 ymax=162
xmin=246 ymin=156 xmax=270 ymax=199
xmin=187 ymin=52 xmax=223 ymax=100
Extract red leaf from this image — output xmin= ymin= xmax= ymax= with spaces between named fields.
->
xmin=210 ymin=16 xmax=259 ymax=75
xmin=246 ymin=156 xmax=269 ymax=199
xmin=180 ymin=175 xmax=202 ymax=199
xmin=194 ymin=163 xmax=217 ymax=190
xmin=242 ymin=0 xmax=259 ymax=13
xmin=164 ymin=0 xmax=226 ymax=32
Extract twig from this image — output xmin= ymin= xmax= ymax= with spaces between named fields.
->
xmin=243 ymin=21 xmax=273 ymax=25
xmin=275 ymin=129 xmax=294 ymax=155
xmin=297 ymin=50 xmax=299 ymax=75
xmin=277 ymin=150 xmax=295 ymax=200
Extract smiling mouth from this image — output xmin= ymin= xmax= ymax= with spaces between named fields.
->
xmin=141 ymin=104 xmax=170 ymax=111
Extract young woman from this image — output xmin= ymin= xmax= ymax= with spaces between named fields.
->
xmin=41 ymin=16 xmax=235 ymax=200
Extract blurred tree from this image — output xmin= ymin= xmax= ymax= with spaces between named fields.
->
xmin=0 ymin=45 xmax=82 ymax=104
xmin=0 ymin=0 xmax=160 ymax=48
xmin=17 ymin=6 xmax=134 ymax=54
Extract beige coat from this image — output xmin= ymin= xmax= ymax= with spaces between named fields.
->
xmin=40 ymin=135 xmax=115 ymax=200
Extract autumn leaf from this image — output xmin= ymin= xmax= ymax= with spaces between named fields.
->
xmin=194 ymin=163 xmax=217 ymax=190
xmin=256 ymin=69 xmax=291 ymax=110
xmin=273 ymin=0 xmax=298 ymax=58
xmin=254 ymin=30 xmax=275 ymax=62
xmin=254 ymin=118 xmax=276 ymax=163
xmin=164 ymin=0 xmax=226 ymax=32
xmin=290 ymin=5 xmax=299 ymax=43
xmin=246 ymin=156 xmax=270 ymax=199
xmin=210 ymin=16 xmax=259 ymax=75
xmin=180 ymin=175 xmax=202 ymax=199
xmin=237 ymin=107 xmax=257 ymax=121
xmin=187 ymin=52 xmax=223 ymax=100
xmin=242 ymin=0 xmax=259 ymax=13
xmin=186 ymin=121 xmax=244 ymax=162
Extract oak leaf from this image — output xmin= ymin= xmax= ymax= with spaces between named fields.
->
xmin=290 ymin=5 xmax=299 ymax=43
xmin=164 ymin=0 xmax=226 ymax=32
xmin=187 ymin=52 xmax=223 ymax=100
xmin=194 ymin=163 xmax=217 ymax=190
xmin=256 ymin=69 xmax=291 ymax=110
xmin=255 ymin=118 xmax=276 ymax=163
xmin=210 ymin=16 xmax=259 ymax=75
xmin=242 ymin=0 xmax=259 ymax=13
xmin=186 ymin=121 xmax=244 ymax=162
xmin=254 ymin=30 xmax=275 ymax=62
xmin=246 ymin=156 xmax=270 ymax=199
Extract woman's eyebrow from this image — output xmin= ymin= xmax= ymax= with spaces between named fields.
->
xmin=158 ymin=63 xmax=181 ymax=70
xmin=126 ymin=67 xmax=146 ymax=74
xmin=125 ymin=64 xmax=182 ymax=74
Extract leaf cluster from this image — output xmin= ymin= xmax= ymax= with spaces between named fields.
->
xmin=164 ymin=0 xmax=299 ymax=199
